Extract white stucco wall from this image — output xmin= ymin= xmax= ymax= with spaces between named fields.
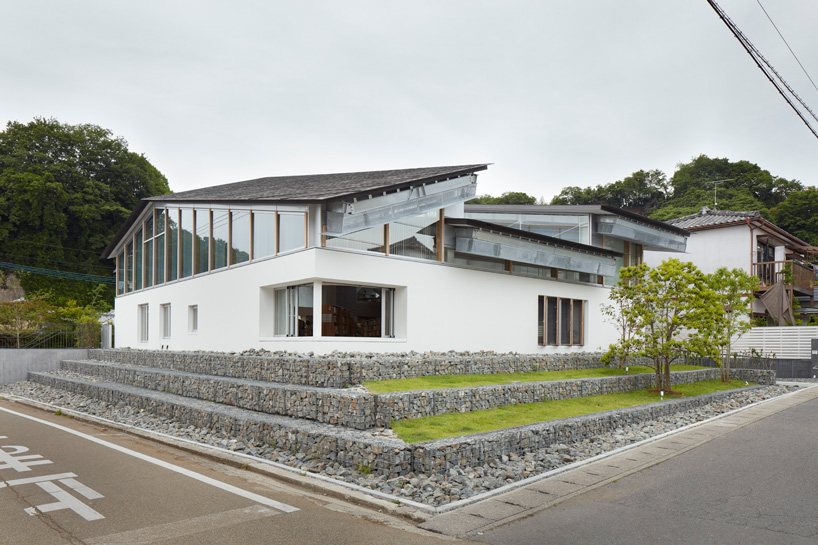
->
xmin=644 ymin=224 xmax=752 ymax=275
xmin=114 ymin=247 xmax=616 ymax=354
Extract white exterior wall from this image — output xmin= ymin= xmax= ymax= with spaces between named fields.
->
xmin=644 ymin=225 xmax=752 ymax=275
xmin=114 ymin=248 xmax=616 ymax=354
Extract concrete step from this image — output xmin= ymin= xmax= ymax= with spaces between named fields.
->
xmin=58 ymin=360 xmax=376 ymax=429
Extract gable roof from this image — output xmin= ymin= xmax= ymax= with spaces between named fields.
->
xmin=147 ymin=164 xmax=489 ymax=204
xmin=665 ymin=208 xmax=761 ymax=230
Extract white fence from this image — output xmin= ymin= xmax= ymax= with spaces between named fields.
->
xmin=732 ymin=326 xmax=818 ymax=360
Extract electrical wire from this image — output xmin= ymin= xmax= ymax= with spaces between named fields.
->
xmin=755 ymin=0 xmax=818 ymax=95
xmin=707 ymin=0 xmax=818 ymax=140
xmin=0 ymin=261 xmax=114 ymax=284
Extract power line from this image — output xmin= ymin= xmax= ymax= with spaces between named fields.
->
xmin=0 ymin=261 xmax=114 ymax=284
xmin=755 ymin=0 xmax=818 ymax=95
xmin=707 ymin=0 xmax=818 ymax=140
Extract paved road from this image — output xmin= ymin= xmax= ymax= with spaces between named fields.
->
xmin=475 ymin=387 xmax=818 ymax=545
xmin=0 ymin=399 xmax=469 ymax=545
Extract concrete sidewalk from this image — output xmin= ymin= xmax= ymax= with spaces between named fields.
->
xmin=419 ymin=382 xmax=818 ymax=539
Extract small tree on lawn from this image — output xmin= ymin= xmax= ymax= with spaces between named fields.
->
xmin=706 ymin=267 xmax=759 ymax=382
xmin=605 ymin=259 xmax=719 ymax=393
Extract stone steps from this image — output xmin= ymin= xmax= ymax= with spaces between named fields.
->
xmin=58 ymin=360 xmax=376 ymax=429
xmin=27 ymin=371 xmax=410 ymax=477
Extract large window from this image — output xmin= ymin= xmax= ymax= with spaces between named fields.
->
xmin=274 ymin=284 xmax=313 ymax=336
xmin=194 ymin=209 xmax=210 ymax=274
xmin=325 ymin=225 xmax=385 ymax=253
xmin=278 ymin=213 xmax=306 ymax=253
xmin=253 ymin=211 xmax=276 ymax=258
xmin=212 ymin=210 xmax=229 ymax=270
xmin=538 ymin=296 xmax=584 ymax=346
xmin=117 ymin=206 xmax=309 ymax=296
xmin=231 ymin=211 xmax=251 ymax=264
xmin=180 ymin=209 xmax=193 ymax=279
xmin=322 ymin=284 xmax=395 ymax=338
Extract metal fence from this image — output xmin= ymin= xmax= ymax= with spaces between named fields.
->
xmin=0 ymin=323 xmax=102 ymax=349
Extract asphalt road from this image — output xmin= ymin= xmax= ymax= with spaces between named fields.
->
xmin=0 ymin=399 xmax=469 ymax=545
xmin=476 ymin=393 xmax=818 ymax=545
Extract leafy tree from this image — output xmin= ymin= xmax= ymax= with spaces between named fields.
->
xmin=770 ymin=187 xmax=818 ymax=245
xmin=0 ymin=118 xmax=170 ymax=306
xmin=551 ymin=169 xmax=670 ymax=215
xmin=604 ymin=259 xmax=719 ymax=392
xmin=600 ymin=271 xmax=641 ymax=369
xmin=468 ymin=191 xmax=537 ymax=205
xmin=0 ymin=299 xmax=56 ymax=348
xmin=704 ymin=268 xmax=759 ymax=382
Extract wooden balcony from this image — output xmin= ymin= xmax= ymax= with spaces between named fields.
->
xmin=752 ymin=259 xmax=815 ymax=296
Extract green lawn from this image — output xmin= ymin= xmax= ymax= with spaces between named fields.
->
xmin=392 ymin=379 xmax=751 ymax=443
xmin=364 ymin=364 xmax=706 ymax=393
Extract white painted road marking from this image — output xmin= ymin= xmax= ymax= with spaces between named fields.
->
xmin=24 ymin=479 xmax=105 ymax=521
xmin=85 ymin=505 xmax=281 ymax=544
xmin=0 ymin=405 xmax=299 ymax=513
xmin=0 ymin=444 xmax=53 ymax=472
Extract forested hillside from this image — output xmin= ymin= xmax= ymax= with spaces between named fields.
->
xmin=550 ymin=155 xmax=818 ymax=244
xmin=0 ymin=118 xmax=171 ymax=308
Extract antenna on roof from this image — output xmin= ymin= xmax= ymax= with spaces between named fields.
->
xmin=705 ymin=179 xmax=735 ymax=209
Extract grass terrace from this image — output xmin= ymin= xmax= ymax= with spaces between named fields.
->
xmin=392 ymin=378 xmax=752 ymax=443
xmin=363 ymin=364 xmax=708 ymax=393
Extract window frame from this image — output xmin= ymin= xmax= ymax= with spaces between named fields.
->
xmin=538 ymin=296 xmax=584 ymax=347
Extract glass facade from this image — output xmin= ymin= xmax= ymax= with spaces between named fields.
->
xmin=465 ymin=212 xmax=591 ymax=244
xmin=253 ymin=212 xmax=276 ymax=258
xmin=194 ymin=208 xmax=210 ymax=275
xmin=231 ymin=211 xmax=251 ymax=264
xmin=212 ymin=210 xmax=229 ymax=270
xmin=278 ymin=213 xmax=305 ymax=253
xmin=388 ymin=210 xmax=438 ymax=260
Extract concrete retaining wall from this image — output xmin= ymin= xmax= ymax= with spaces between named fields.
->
xmin=0 ymin=349 xmax=89 ymax=384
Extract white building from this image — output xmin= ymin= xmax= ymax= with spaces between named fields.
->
xmin=103 ymin=165 xmax=687 ymax=354
xmin=644 ymin=207 xmax=816 ymax=318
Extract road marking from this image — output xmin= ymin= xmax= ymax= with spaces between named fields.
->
xmin=85 ymin=505 xmax=280 ymax=544
xmin=0 ymin=405 xmax=299 ymax=513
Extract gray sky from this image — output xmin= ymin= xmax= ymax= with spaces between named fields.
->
xmin=2 ymin=1 xmax=817 ymax=201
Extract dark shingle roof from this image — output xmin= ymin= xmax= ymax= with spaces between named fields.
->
xmin=666 ymin=208 xmax=761 ymax=229
xmin=147 ymin=164 xmax=489 ymax=203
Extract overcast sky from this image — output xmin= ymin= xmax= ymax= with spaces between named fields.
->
xmin=2 ymin=1 xmax=817 ymax=201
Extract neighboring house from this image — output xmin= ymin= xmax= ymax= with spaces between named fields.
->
xmin=102 ymin=165 xmax=687 ymax=354
xmin=644 ymin=207 xmax=817 ymax=320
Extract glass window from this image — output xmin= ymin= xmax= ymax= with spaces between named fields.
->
xmin=540 ymin=297 xmax=585 ymax=347
xmin=116 ymin=252 xmax=124 ymax=295
xmin=194 ymin=209 xmax=210 ymax=274
xmin=161 ymin=303 xmax=171 ymax=338
xmin=388 ymin=210 xmax=438 ymax=260
xmin=135 ymin=228 xmax=143 ymax=290
xmin=138 ymin=304 xmax=149 ymax=342
xmin=278 ymin=213 xmax=306 ymax=253
xmin=253 ymin=211 xmax=276 ymax=259
xmin=274 ymin=284 xmax=313 ymax=337
xmin=167 ymin=208 xmax=179 ymax=282
xmin=181 ymin=209 xmax=193 ymax=279
xmin=231 ymin=211 xmax=251 ymax=264
xmin=322 ymin=284 xmax=392 ymax=338
xmin=465 ymin=212 xmax=590 ymax=244
xmin=126 ymin=242 xmax=133 ymax=293
xmin=546 ymin=297 xmax=558 ymax=345
xmin=188 ymin=305 xmax=198 ymax=333
xmin=144 ymin=238 xmax=153 ymax=288
xmin=155 ymin=209 xmax=165 ymax=285
xmin=212 ymin=210 xmax=229 ymax=270
xmin=325 ymin=225 xmax=384 ymax=253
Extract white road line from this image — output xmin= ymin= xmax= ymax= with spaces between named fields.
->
xmin=85 ymin=505 xmax=279 ymax=544
xmin=0 ymin=405 xmax=299 ymax=513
